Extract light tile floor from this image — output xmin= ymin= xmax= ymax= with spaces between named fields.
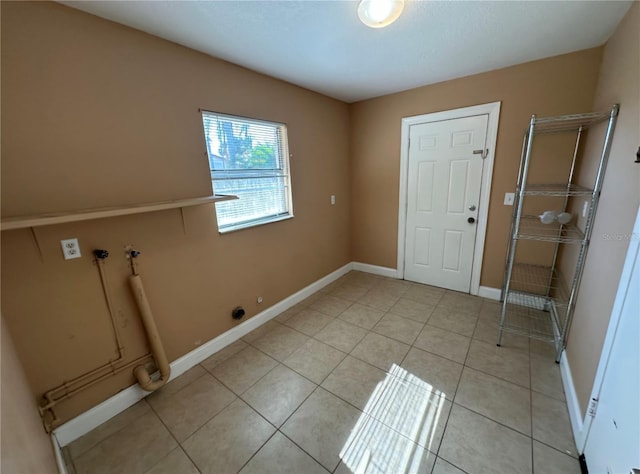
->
xmin=64 ymin=271 xmax=580 ymax=474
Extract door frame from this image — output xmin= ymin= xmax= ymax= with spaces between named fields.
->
xmin=572 ymin=204 xmax=640 ymax=453
xmin=397 ymin=101 xmax=501 ymax=295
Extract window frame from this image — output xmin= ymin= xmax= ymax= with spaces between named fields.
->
xmin=200 ymin=110 xmax=294 ymax=233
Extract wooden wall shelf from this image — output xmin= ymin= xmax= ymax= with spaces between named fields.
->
xmin=0 ymin=194 xmax=237 ymax=231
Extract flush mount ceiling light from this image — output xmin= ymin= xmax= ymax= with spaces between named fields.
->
xmin=357 ymin=0 xmax=405 ymax=28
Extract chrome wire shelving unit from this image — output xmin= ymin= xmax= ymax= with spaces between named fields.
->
xmin=516 ymin=216 xmax=585 ymax=243
xmin=498 ymin=104 xmax=619 ymax=361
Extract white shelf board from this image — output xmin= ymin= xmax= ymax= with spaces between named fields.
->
xmin=1 ymin=195 xmax=237 ymax=231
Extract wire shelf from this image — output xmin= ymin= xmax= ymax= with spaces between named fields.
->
xmin=500 ymin=266 xmax=570 ymax=342
xmin=509 ymin=263 xmax=569 ymax=303
xmin=516 ymin=216 xmax=585 ymax=243
xmin=531 ymin=109 xmax=614 ymax=134
xmin=503 ymin=291 xmax=558 ymax=342
xmin=521 ymin=184 xmax=593 ymax=196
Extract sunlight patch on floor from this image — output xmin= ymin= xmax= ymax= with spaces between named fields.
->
xmin=339 ymin=364 xmax=445 ymax=473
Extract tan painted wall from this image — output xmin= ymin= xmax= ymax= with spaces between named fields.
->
xmin=350 ymin=48 xmax=604 ymax=288
xmin=1 ymin=317 xmax=58 ymax=474
xmin=565 ymin=2 xmax=640 ymax=416
xmin=1 ymin=0 xmax=633 ymax=438
xmin=1 ymin=1 xmax=351 ymax=424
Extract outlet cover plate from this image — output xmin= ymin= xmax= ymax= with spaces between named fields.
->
xmin=504 ymin=192 xmax=515 ymax=206
xmin=61 ymin=238 xmax=81 ymax=260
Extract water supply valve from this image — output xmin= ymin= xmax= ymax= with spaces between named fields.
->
xmin=125 ymin=247 xmax=142 ymax=275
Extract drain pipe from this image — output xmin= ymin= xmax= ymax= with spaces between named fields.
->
xmin=40 ymin=353 xmax=152 ymax=431
xmin=128 ymin=250 xmax=171 ymax=391
xmin=39 ymin=250 xmax=153 ymax=432
xmin=39 ymin=249 xmax=171 ymax=430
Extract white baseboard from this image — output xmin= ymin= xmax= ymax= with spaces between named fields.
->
xmin=53 ymin=379 xmax=150 ymax=447
xmin=351 ymin=262 xmax=399 ymax=279
xmin=51 ymin=434 xmax=67 ymax=474
xmin=169 ymin=262 xmax=352 ymax=378
xmin=52 ymin=263 xmax=513 ymax=449
xmin=478 ymin=286 xmax=501 ymax=300
xmin=560 ymin=350 xmax=586 ymax=453
xmin=53 ymin=263 xmax=352 ymax=447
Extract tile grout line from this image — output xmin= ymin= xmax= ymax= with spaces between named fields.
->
xmin=276 ymin=385 xmax=347 ymax=473
xmin=192 ymin=365 xmax=314 ymax=473
xmin=210 ymin=354 xmax=282 ymax=401
xmin=273 ymin=430 xmax=333 ymax=474
xmin=534 ymin=438 xmax=581 ymax=460
xmin=463 ymin=350 xmax=533 ymax=390
xmin=228 ymin=310 xmax=359 ymax=472
xmin=291 ymin=283 xmax=555 ymax=471
xmin=426 ymin=295 xmax=485 ymax=464
xmin=438 ymin=456 xmax=472 ymax=474
xmin=232 ymin=428 xmax=280 ymax=474
xmin=237 ymin=357 xmax=342 ymax=474
xmin=402 ymin=307 xmax=452 ymax=460
xmin=145 ymin=397 xmax=204 ymax=474
xmin=241 ymin=320 xmax=349 ymax=389
xmin=229 ymin=286 xmax=538 ymax=469
xmin=448 ymin=401 xmax=533 ymax=438
xmin=458 ymin=362 xmax=531 ymax=391
xmin=308 ymin=338 xmax=446 ymax=464
xmin=67 ymin=398 xmax=154 ymax=467
xmin=81 ymin=275 xmax=572 ymax=474
xmin=432 ymin=298 xmax=521 ymax=468
xmin=166 ymin=364 xmax=281 ymax=464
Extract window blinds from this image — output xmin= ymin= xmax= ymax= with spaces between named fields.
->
xmin=201 ymin=111 xmax=292 ymax=232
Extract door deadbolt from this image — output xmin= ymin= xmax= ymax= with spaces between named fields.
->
xmin=468 ymin=217 xmax=476 ymax=224
xmin=469 ymin=205 xmax=476 ymax=211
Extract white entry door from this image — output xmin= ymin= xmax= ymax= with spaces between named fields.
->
xmin=404 ymin=115 xmax=488 ymax=292
xmin=583 ymin=208 xmax=640 ymax=473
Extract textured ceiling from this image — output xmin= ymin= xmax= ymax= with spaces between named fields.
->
xmin=61 ymin=1 xmax=632 ymax=103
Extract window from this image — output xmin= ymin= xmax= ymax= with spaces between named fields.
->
xmin=201 ymin=111 xmax=293 ymax=233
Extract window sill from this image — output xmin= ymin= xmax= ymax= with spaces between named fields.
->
xmin=218 ymin=214 xmax=294 ymax=234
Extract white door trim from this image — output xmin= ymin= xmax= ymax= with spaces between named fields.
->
xmin=570 ymin=204 xmax=640 ymax=453
xmin=397 ymin=101 xmax=501 ymax=295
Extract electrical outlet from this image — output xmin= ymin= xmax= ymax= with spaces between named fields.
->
xmin=60 ymin=238 xmax=81 ymax=260
xmin=257 ymin=296 xmax=263 ymax=304
xmin=504 ymin=192 xmax=515 ymax=206
xmin=330 ymin=195 xmax=336 ymax=205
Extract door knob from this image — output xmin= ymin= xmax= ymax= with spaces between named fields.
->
xmin=468 ymin=217 xmax=476 ymax=224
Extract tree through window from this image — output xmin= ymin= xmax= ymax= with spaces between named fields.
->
xmin=201 ymin=111 xmax=293 ymax=233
